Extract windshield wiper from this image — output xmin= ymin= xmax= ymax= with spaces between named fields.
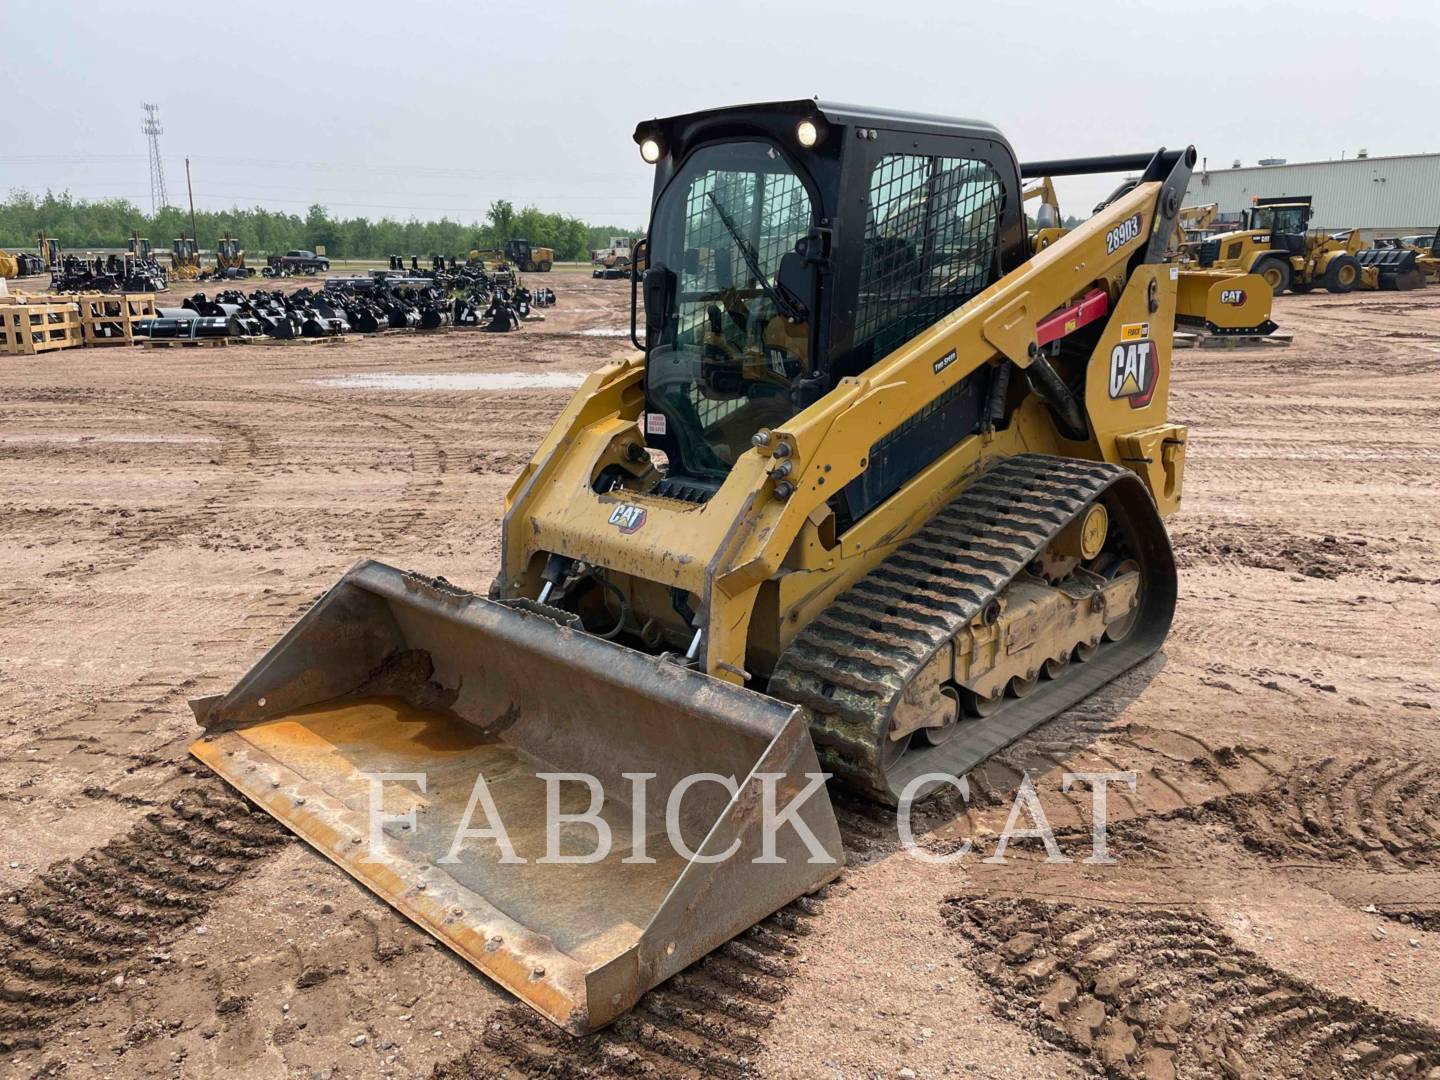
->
xmin=706 ymin=193 xmax=806 ymax=322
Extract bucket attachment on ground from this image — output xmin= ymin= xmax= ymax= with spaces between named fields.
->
xmin=190 ymin=560 xmax=843 ymax=1034
xmin=1356 ymin=248 xmax=1426 ymax=291
xmin=1175 ymin=269 xmax=1277 ymax=336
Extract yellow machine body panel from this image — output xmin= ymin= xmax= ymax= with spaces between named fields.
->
xmin=1175 ymin=269 xmax=1276 ymax=336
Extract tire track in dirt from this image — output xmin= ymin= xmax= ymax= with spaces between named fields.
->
xmin=431 ymin=888 xmax=831 ymax=1080
xmin=422 ymin=723 xmax=1291 ymax=1080
xmin=946 ymin=896 xmax=1439 ymax=1079
xmin=10 ymin=382 xmax=453 ymax=556
xmin=912 ymin=720 xmax=1282 ymax=858
xmin=1 ymin=388 xmax=282 ymax=570
xmin=1188 ymin=754 xmax=1440 ymax=870
xmin=0 ymin=780 xmax=289 ymax=1054
xmin=201 ymin=386 xmax=454 ymax=550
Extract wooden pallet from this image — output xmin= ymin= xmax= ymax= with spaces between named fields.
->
xmin=140 ymin=336 xmax=233 ymax=349
xmin=1173 ymin=330 xmax=1294 ymax=350
xmin=0 ymin=298 xmax=83 ymax=355
xmin=78 ymin=293 xmax=158 ymax=346
xmin=237 ymin=335 xmax=344 ymax=347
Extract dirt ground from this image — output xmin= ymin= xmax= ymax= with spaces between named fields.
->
xmin=1 ymin=279 xmax=1437 ymax=1079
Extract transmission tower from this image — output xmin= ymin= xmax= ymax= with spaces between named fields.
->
xmin=142 ymin=103 xmax=169 ymax=213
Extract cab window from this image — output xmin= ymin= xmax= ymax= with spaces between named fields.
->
xmin=845 ymin=153 xmax=1005 ymax=375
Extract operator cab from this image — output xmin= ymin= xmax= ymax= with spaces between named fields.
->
xmin=1245 ymin=198 xmax=1311 ymax=255
xmin=633 ymin=100 xmax=1028 ymax=516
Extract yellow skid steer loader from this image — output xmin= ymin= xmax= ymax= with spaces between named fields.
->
xmin=193 ymin=100 xmax=1193 ymax=1034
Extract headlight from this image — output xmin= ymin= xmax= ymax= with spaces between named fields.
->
xmin=639 ymin=136 xmax=664 ymax=164
xmin=796 ymin=118 xmax=824 ymax=149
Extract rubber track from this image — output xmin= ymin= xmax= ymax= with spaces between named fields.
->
xmin=769 ymin=454 xmax=1175 ymax=803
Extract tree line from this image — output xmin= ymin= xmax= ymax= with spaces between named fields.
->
xmin=0 ymin=191 xmax=644 ymax=261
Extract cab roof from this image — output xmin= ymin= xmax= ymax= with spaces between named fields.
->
xmin=633 ymin=98 xmax=1007 ymax=146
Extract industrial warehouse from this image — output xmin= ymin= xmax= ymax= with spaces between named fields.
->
xmin=1184 ymin=150 xmax=1440 ymax=236
xmin=2 ymin=3 xmax=1440 ymax=1079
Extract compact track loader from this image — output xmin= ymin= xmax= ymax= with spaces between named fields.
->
xmin=193 ymin=100 xmax=1193 ymax=1034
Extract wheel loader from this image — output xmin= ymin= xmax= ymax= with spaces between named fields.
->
xmin=503 ymin=238 xmax=555 ymax=273
xmin=192 ymin=100 xmax=1194 ymax=1035
xmin=1194 ymin=195 xmax=1423 ymax=293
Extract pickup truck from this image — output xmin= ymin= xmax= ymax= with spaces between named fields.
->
xmin=264 ymin=249 xmax=330 ymax=275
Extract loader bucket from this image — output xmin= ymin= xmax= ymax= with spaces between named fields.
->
xmin=190 ymin=560 xmax=843 ymax=1034
xmin=1356 ymin=248 xmax=1426 ymax=291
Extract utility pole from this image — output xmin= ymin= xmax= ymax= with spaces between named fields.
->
xmin=142 ymin=104 xmax=169 ymax=214
xmin=186 ymin=157 xmax=198 ymax=246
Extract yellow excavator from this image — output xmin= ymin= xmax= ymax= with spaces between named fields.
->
xmin=193 ymin=100 xmax=1197 ymax=1035
xmin=1171 ymin=202 xmax=1217 ymax=254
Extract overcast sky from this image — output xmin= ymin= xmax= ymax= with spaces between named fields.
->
xmin=3 ymin=0 xmax=1435 ymax=228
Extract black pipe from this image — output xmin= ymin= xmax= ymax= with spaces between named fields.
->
xmin=1020 ymin=149 xmax=1185 ymax=178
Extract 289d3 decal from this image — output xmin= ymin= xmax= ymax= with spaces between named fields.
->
xmin=1105 ymin=213 xmax=1143 ymax=255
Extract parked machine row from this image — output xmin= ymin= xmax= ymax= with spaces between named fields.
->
xmin=138 ymin=263 xmax=555 ymax=341
xmin=1182 ymin=196 xmax=1427 ymax=294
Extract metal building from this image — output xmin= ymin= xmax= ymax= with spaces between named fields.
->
xmin=1182 ymin=152 xmax=1440 ymax=238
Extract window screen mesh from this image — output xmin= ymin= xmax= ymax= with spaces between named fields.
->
xmin=853 ymin=154 xmax=1004 ymax=363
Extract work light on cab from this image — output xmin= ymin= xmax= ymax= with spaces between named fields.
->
xmin=796 ymin=117 xmax=825 ymax=148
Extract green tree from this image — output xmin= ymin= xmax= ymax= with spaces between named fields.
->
xmin=487 ymin=199 xmax=515 ymax=244
xmin=0 ymin=189 xmax=642 ymax=262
